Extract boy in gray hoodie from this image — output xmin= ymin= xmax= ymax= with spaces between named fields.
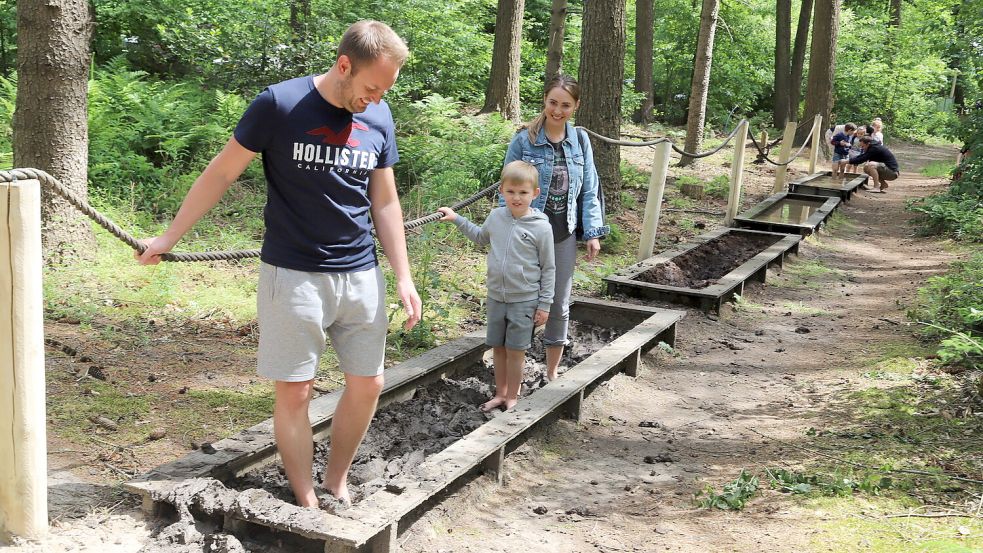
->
xmin=438 ymin=161 xmax=556 ymax=411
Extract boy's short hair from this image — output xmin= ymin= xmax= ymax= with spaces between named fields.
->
xmin=500 ymin=160 xmax=539 ymax=189
xmin=844 ymin=123 xmax=857 ymax=132
xmin=338 ymin=20 xmax=409 ymax=71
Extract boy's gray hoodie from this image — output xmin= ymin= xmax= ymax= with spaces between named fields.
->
xmin=453 ymin=207 xmax=555 ymax=311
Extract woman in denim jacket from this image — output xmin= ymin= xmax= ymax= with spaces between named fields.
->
xmin=503 ymin=74 xmax=609 ymax=381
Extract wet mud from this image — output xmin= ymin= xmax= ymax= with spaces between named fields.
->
xmin=233 ymin=321 xmax=619 ymax=504
xmin=635 ymin=232 xmax=782 ymax=289
xmin=138 ymin=321 xmax=619 ymax=551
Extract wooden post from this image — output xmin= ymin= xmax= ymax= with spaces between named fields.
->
xmin=636 ymin=141 xmax=672 ymax=262
xmin=808 ymin=114 xmax=822 ymax=174
xmin=758 ymin=130 xmax=768 ymax=153
xmin=724 ymin=120 xmax=750 ymax=226
xmin=0 ymin=178 xmax=47 ymax=540
xmin=772 ymin=121 xmax=799 ymax=193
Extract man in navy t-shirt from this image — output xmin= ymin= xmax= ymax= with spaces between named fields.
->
xmin=138 ymin=20 xmax=421 ymax=509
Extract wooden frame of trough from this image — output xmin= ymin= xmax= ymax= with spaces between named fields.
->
xmin=732 ymin=192 xmax=841 ymax=236
xmin=604 ymin=228 xmax=801 ymax=313
xmin=125 ymin=297 xmax=683 ymax=552
xmin=789 ymin=171 xmax=867 ymax=200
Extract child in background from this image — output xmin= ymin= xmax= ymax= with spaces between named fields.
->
xmin=830 ymin=123 xmax=857 ymax=178
xmin=844 ymin=125 xmax=867 ymax=174
xmin=438 ymin=161 xmax=556 ymax=411
xmin=870 ymin=118 xmax=885 ymax=144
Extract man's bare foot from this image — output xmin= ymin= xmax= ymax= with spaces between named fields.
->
xmin=481 ymin=397 xmax=506 ymax=412
xmin=315 ymin=489 xmax=352 ymax=513
xmin=503 ymin=398 xmax=518 ymax=410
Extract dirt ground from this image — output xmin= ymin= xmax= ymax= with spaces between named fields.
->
xmin=1 ymin=142 xmax=971 ymax=552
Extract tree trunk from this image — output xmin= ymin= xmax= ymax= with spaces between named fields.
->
xmin=678 ymin=0 xmax=720 ymax=167
xmin=774 ymin=0 xmax=791 ymax=127
xmin=789 ymin=0 xmax=813 ymax=122
xmin=889 ymin=0 xmax=902 ymax=27
xmin=796 ymin=0 xmax=839 ymax=147
xmin=14 ymin=0 xmax=94 ymax=264
xmin=578 ymin=0 xmax=626 ymax=203
xmin=633 ymin=0 xmax=655 ymax=123
xmin=480 ymin=0 xmax=525 ymax=122
xmin=545 ymin=0 xmax=568 ymax=82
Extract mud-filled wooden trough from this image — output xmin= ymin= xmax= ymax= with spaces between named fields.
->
xmin=125 ymin=297 xmax=683 ymax=552
xmin=732 ymin=192 xmax=841 ymax=236
xmin=604 ymin=228 xmax=801 ymax=313
xmin=789 ymin=171 xmax=868 ymax=200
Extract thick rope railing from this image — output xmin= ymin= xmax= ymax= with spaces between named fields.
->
xmin=0 ymin=167 xmax=502 ymax=262
xmin=579 ymin=119 xmax=747 ymax=159
xmin=746 ymin=123 xmax=817 ymax=167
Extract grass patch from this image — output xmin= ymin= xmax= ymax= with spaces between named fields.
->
xmin=732 ymin=294 xmax=765 ymax=312
xmin=170 ymin=386 xmax=275 ymax=443
xmin=782 ymin=301 xmax=828 ymax=316
xmin=921 ymin=160 xmax=956 ymax=178
xmin=47 ymin=379 xmax=154 ymax=444
xmin=806 ymin=496 xmax=983 ymax=553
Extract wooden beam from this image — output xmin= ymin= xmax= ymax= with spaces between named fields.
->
xmin=0 ymin=179 xmax=47 ymax=539
xmin=637 ymin=141 xmax=672 ymax=262
xmin=724 ymin=120 xmax=750 ymax=226
xmin=772 ymin=121 xmax=798 ymax=193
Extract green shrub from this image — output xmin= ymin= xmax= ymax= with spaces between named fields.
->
xmin=705 ymin=175 xmax=730 ymax=199
xmin=909 ymin=252 xmax=983 ymax=369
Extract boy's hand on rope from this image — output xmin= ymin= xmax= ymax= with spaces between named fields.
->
xmin=397 ymin=279 xmax=422 ymax=331
xmin=534 ymin=309 xmax=549 ymax=326
xmin=136 ymin=236 xmax=177 ymax=265
xmin=436 ymin=207 xmax=457 ymax=222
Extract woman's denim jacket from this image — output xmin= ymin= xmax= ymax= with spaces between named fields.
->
xmin=503 ymin=123 xmax=610 ymax=241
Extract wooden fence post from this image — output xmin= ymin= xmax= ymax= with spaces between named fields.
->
xmin=808 ymin=114 xmax=823 ymax=174
xmin=772 ymin=121 xmax=799 ymax=193
xmin=0 ymin=178 xmax=47 ymax=540
xmin=724 ymin=120 xmax=750 ymax=226
xmin=636 ymin=141 xmax=672 ymax=262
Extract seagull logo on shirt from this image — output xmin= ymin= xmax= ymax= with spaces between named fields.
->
xmin=306 ymin=121 xmax=369 ymax=148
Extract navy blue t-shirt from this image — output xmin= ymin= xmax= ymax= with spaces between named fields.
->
xmin=234 ymin=75 xmax=399 ymax=272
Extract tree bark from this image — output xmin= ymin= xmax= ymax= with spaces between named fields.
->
xmin=796 ymin=0 xmax=839 ymax=146
xmin=633 ymin=0 xmax=655 ymax=123
xmin=774 ymin=0 xmax=791 ymax=127
xmin=789 ymin=0 xmax=813 ymax=123
xmin=889 ymin=0 xmax=902 ymax=27
xmin=578 ymin=0 xmax=626 ymax=203
xmin=679 ymin=0 xmax=720 ymax=167
xmin=14 ymin=0 xmax=94 ymax=263
xmin=545 ymin=0 xmax=568 ymax=82
xmin=480 ymin=0 xmax=525 ymax=122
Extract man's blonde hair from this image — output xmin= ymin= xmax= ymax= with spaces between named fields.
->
xmin=338 ymin=20 xmax=409 ymax=71
xmin=500 ymin=160 xmax=539 ymax=190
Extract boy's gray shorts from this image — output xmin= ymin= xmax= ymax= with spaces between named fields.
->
xmin=486 ymin=298 xmax=538 ymax=351
xmin=257 ymin=263 xmax=388 ymax=382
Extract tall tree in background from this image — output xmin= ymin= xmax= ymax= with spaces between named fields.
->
xmin=14 ymin=0 xmax=94 ymax=262
xmin=679 ymin=0 xmax=720 ymax=166
xmin=788 ymin=0 xmax=813 ymax=122
xmin=633 ymin=0 xmax=655 ymax=123
xmin=796 ymin=0 xmax=840 ymax=145
xmin=889 ymin=0 xmax=902 ymax=27
xmin=578 ymin=0 xmax=626 ymax=200
xmin=480 ymin=0 xmax=525 ymax=122
xmin=545 ymin=0 xmax=568 ymax=82
xmin=774 ymin=0 xmax=791 ymax=127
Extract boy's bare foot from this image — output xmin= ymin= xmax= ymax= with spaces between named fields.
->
xmin=546 ymin=369 xmax=558 ymax=381
xmin=315 ymin=489 xmax=352 ymax=513
xmin=503 ymin=398 xmax=518 ymax=410
xmin=481 ymin=397 xmax=507 ymax=412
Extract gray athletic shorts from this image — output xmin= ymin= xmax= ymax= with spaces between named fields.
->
xmin=257 ymin=263 xmax=388 ymax=381
xmin=486 ymin=298 xmax=538 ymax=351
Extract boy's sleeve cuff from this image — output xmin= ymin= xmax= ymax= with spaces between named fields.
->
xmin=537 ymin=301 xmax=553 ymax=312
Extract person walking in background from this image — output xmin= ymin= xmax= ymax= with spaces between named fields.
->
xmin=137 ymin=20 xmax=421 ymax=510
xmin=438 ymin=161 xmax=555 ymax=411
xmin=503 ymin=75 xmax=609 ymax=382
